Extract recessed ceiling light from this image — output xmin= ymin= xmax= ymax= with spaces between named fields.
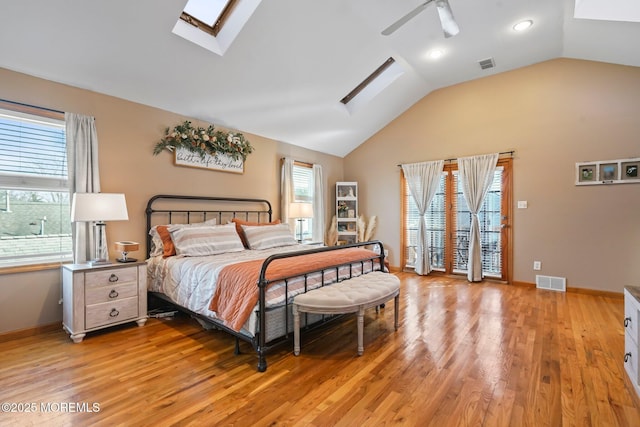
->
xmin=429 ymin=49 xmax=444 ymax=60
xmin=513 ymin=20 xmax=533 ymax=32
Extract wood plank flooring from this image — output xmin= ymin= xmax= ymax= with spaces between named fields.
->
xmin=1 ymin=272 xmax=639 ymax=426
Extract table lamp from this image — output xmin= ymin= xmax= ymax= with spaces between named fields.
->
xmin=289 ymin=202 xmax=313 ymax=242
xmin=70 ymin=193 xmax=129 ymax=265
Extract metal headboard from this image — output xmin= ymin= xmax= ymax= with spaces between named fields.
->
xmin=145 ymin=194 xmax=273 ymax=258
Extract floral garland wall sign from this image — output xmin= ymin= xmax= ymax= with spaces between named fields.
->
xmin=153 ymin=121 xmax=254 ymax=174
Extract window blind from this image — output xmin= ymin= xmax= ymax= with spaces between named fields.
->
xmin=452 ymin=167 xmax=503 ymax=276
xmin=0 ymin=108 xmax=67 ymax=190
xmin=404 ymin=172 xmax=447 ymax=269
xmin=292 ymin=164 xmax=313 ymax=202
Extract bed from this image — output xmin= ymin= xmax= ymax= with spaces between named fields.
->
xmin=145 ymin=194 xmax=388 ymax=371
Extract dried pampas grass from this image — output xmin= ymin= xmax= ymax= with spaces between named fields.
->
xmin=355 ymin=215 xmax=378 ymax=242
xmin=364 ymin=215 xmax=377 ymax=241
xmin=357 ymin=215 xmax=366 ymax=242
xmin=326 ymin=215 xmax=338 ymax=246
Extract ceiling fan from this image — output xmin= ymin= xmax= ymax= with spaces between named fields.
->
xmin=381 ymin=0 xmax=460 ymax=38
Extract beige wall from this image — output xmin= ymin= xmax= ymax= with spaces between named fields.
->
xmin=0 ymin=67 xmax=344 ymax=334
xmin=345 ymin=58 xmax=640 ymax=293
xmin=2 ymin=57 xmax=639 ymax=334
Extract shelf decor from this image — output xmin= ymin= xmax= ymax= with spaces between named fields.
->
xmin=153 ymin=121 xmax=253 ymax=174
xmin=576 ymin=157 xmax=640 ymax=186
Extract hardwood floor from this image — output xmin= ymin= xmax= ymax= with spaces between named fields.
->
xmin=1 ymin=272 xmax=639 ymax=426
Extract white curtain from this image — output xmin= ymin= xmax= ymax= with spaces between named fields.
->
xmin=312 ymin=164 xmax=325 ymax=243
xmin=457 ymin=153 xmax=499 ymax=282
xmin=280 ymin=158 xmax=295 ymax=233
xmin=401 ymin=160 xmax=444 ymax=275
xmin=66 ymin=113 xmax=102 ymax=264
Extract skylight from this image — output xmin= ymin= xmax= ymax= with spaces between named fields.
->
xmin=340 ymin=57 xmax=404 ymax=115
xmin=172 ymin=0 xmax=262 ymax=56
xmin=574 ymin=0 xmax=640 ymax=23
xmin=182 ymin=0 xmax=237 ymax=37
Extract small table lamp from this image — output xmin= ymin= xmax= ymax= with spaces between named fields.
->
xmin=115 ymin=241 xmax=139 ymax=263
xmin=70 ymin=193 xmax=129 ymax=266
xmin=289 ymin=202 xmax=314 ymax=242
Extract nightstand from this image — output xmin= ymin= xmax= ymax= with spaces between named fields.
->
xmin=62 ymin=261 xmax=147 ymax=343
xmin=624 ymin=286 xmax=640 ymax=398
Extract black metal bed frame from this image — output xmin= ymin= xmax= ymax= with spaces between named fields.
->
xmin=145 ymin=194 xmax=387 ymax=372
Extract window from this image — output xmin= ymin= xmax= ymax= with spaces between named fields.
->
xmin=0 ymin=105 xmax=71 ymax=269
xmin=181 ymin=0 xmax=239 ymax=37
xmin=292 ymin=162 xmax=314 ymax=241
xmin=172 ymin=0 xmax=262 ymax=56
xmin=402 ymin=159 xmax=512 ymax=280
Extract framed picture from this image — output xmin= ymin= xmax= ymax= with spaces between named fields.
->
xmin=347 ymin=222 xmax=356 ymax=232
xmin=622 ymin=161 xmax=640 ymax=181
xmin=599 ymin=163 xmax=618 ymax=181
xmin=174 ymin=147 xmax=244 ymax=174
xmin=576 ymin=158 xmax=640 ymax=186
xmin=578 ymin=164 xmax=596 ymax=183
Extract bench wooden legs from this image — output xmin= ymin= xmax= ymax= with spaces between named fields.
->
xmin=357 ymin=307 xmax=365 ymax=356
xmin=293 ymin=297 xmax=399 ymax=357
xmin=394 ymin=295 xmax=399 ymax=330
xmin=293 ymin=304 xmax=301 ymax=356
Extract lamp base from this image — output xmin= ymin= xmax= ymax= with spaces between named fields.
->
xmin=116 ymin=257 xmax=138 ymax=263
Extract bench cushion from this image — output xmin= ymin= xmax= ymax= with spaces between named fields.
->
xmin=294 ymin=271 xmax=400 ymax=310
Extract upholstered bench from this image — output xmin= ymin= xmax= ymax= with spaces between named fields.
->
xmin=293 ymin=271 xmax=400 ymax=356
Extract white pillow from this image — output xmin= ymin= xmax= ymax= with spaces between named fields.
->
xmin=148 ymin=218 xmax=217 ymax=257
xmin=168 ymin=222 xmax=244 ymax=256
xmin=241 ymin=223 xmax=298 ymax=250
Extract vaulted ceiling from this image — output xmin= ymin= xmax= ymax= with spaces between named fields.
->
xmin=1 ymin=0 xmax=638 ymax=157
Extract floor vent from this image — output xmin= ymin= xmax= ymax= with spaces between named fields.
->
xmin=478 ymin=57 xmax=495 ymax=70
xmin=536 ymin=275 xmax=566 ymax=292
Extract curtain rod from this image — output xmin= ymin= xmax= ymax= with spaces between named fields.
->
xmin=281 ymin=157 xmax=313 ymax=167
xmin=397 ymin=150 xmax=514 ymax=167
xmin=0 ymin=98 xmax=65 ymax=115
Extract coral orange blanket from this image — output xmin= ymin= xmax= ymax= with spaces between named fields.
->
xmin=209 ymin=247 xmax=378 ymax=331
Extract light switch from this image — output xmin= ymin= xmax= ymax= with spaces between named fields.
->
xmin=517 ymin=201 xmax=528 ymax=209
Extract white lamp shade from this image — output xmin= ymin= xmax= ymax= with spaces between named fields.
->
xmin=289 ymin=202 xmax=314 ymax=218
xmin=71 ymin=193 xmax=129 ymax=222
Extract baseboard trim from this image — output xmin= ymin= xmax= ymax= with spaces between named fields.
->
xmin=512 ymin=280 xmax=623 ymax=299
xmin=0 ymin=322 xmax=60 ymax=343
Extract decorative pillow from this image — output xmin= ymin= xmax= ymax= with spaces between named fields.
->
xmin=231 ymin=218 xmax=281 ymax=248
xmin=168 ymin=222 xmax=244 ymax=256
xmin=241 ymin=223 xmax=298 ymax=250
xmin=149 ymin=218 xmax=217 ymax=258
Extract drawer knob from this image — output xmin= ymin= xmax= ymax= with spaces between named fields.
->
xmin=625 ymin=317 xmax=631 ymax=328
xmin=625 ymin=352 xmax=632 ymax=363
xmin=109 ymin=289 xmax=119 ymax=299
xmin=109 ymin=308 xmax=120 ymax=318
xmin=109 ymin=274 xmax=119 ymax=283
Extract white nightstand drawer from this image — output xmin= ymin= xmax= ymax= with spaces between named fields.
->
xmin=85 ymin=282 xmax=137 ymax=305
xmin=86 ymin=297 xmax=139 ymax=329
xmin=625 ymin=288 xmax=640 ymax=345
xmin=625 ymin=332 xmax=639 ymax=385
xmin=85 ymin=267 xmax=137 ymax=288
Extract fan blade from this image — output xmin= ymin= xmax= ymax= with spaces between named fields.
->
xmin=435 ymin=0 xmax=460 ymax=38
xmin=381 ymin=0 xmax=434 ymax=36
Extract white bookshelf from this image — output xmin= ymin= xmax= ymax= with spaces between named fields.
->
xmin=336 ymin=182 xmax=357 ymax=245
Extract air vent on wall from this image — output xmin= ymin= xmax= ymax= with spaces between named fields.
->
xmin=478 ymin=57 xmax=495 ymax=70
xmin=536 ymin=275 xmax=566 ymax=292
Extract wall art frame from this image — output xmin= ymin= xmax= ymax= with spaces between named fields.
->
xmin=174 ymin=147 xmax=244 ymax=174
xmin=576 ymin=157 xmax=640 ymax=186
